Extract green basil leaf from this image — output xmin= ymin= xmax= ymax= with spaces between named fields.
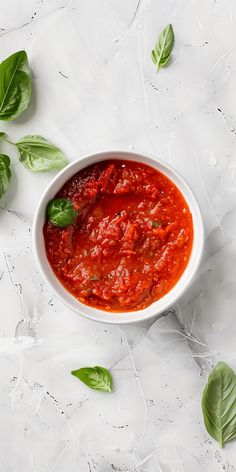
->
xmin=151 ymin=24 xmax=174 ymax=71
xmin=202 ymin=362 xmax=236 ymax=447
xmin=0 ymin=50 xmax=31 ymax=121
xmin=47 ymin=198 xmax=77 ymax=228
xmin=16 ymin=135 xmax=68 ymax=172
xmin=71 ymin=366 xmax=113 ymax=392
xmin=151 ymin=49 xmax=158 ymax=65
xmin=151 ymin=220 xmax=161 ymax=227
xmin=160 ymin=55 xmax=171 ymax=68
xmin=0 ymin=154 xmax=11 ymax=198
xmin=0 ymin=132 xmax=6 ymax=141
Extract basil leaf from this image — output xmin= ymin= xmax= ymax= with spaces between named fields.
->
xmin=151 ymin=50 xmax=157 ymax=65
xmin=151 ymin=220 xmax=161 ymax=227
xmin=16 ymin=135 xmax=68 ymax=172
xmin=0 ymin=50 xmax=31 ymax=121
xmin=0 ymin=132 xmax=6 ymax=141
xmin=151 ymin=24 xmax=174 ymax=71
xmin=0 ymin=154 xmax=11 ymax=198
xmin=71 ymin=366 xmax=113 ymax=392
xmin=47 ymin=198 xmax=77 ymax=228
xmin=202 ymin=362 xmax=236 ymax=447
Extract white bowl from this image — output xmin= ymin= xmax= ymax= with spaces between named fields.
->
xmin=33 ymin=150 xmax=204 ymax=324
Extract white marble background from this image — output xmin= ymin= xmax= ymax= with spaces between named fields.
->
xmin=0 ymin=0 xmax=236 ymax=470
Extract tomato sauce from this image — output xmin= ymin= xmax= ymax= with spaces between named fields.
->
xmin=43 ymin=160 xmax=193 ymax=312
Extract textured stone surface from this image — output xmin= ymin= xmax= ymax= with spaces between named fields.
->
xmin=0 ymin=0 xmax=236 ymax=469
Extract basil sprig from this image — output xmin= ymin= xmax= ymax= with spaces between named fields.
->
xmin=151 ymin=24 xmax=174 ymax=71
xmin=0 ymin=132 xmax=68 ymax=199
xmin=71 ymin=366 xmax=113 ymax=392
xmin=15 ymin=135 xmax=68 ymax=172
xmin=0 ymin=154 xmax=11 ymax=198
xmin=47 ymin=198 xmax=77 ymax=228
xmin=0 ymin=50 xmax=31 ymax=121
xmin=202 ymin=362 xmax=236 ymax=447
xmin=0 ymin=51 xmax=68 ymax=200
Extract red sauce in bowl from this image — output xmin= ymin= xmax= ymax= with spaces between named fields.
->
xmin=43 ymin=160 xmax=193 ymax=312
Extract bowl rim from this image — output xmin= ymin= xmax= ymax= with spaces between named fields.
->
xmin=32 ymin=149 xmax=204 ymax=324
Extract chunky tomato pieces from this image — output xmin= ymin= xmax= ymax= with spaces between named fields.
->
xmin=44 ymin=160 xmax=193 ymax=311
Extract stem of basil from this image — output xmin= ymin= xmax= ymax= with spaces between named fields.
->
xmin=3 ymin=138 xmax=15 ymax=145
xmin=0 ymin=135 xmax=15 ymax=146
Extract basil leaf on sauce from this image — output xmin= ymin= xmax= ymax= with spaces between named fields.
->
xmin=151 ymin=221 xmax=161 ymax=227
xmin=71 ymin=366 xmax=113 ymax=392
xmin=202 ymin=362 xmax=236 ymax=448
xmin=151 ymin=24 xmax=174 ymax=72
xmin=0 ymin=154 xmax=11 ymax=198
xmin=0 ymin=50 xmax=31 ymax=121
xmin=16 ymin=135 xmax=68 ymax=172
xmin=47 ymin=198 xmax=77 ymax=228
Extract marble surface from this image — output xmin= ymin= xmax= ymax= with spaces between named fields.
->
xmin=0 ymin=0 xmax=236 ymax=470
